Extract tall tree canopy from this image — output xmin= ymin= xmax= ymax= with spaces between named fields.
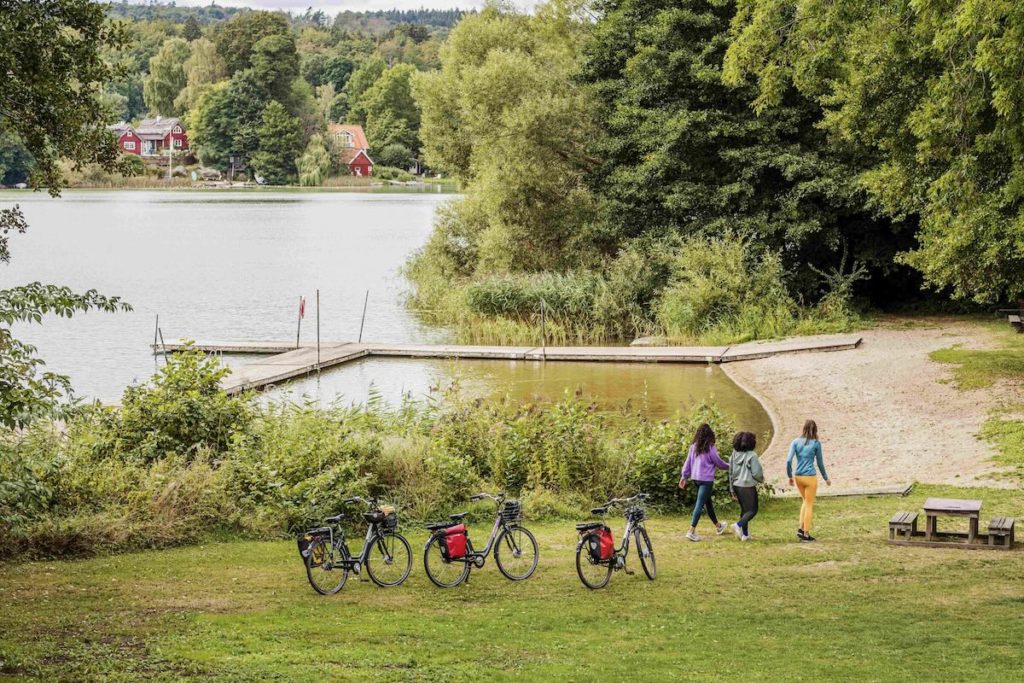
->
xmin=143 ymin=37 xmax=191 ymax=116
xmin=725 ymin=0 xmax=1024 ymax=303
xmin=579 ymin=0 xmax=906 ymax=285
xmin=213 ymin=10 xmax=291 ymax=75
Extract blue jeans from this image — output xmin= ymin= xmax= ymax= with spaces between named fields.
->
xmin=690 ymin=480 xmax=719 ymax=528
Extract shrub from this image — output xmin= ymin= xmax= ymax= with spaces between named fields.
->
xmin=376 ymin=142 xmax=415 ymax=169
xmin=464 ymin=272 xmax=600 ymax=320
xmin=657 ymin=236 xmax=798 ymax=342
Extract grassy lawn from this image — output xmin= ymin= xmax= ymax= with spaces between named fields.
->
xmin=2 ymin=484 xmax=1022 ymax=681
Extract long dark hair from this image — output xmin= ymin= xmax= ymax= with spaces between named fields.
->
xmin=801 ymin=419 xmax=818 ymax=442
xmin=693 ymin=423 xmax=716 ymax=455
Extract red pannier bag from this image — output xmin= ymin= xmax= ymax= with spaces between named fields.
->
xmin=587 ymin=526 xmax=614 ymax=562
xmin=443 ymin=524 xmax=468 ymax=560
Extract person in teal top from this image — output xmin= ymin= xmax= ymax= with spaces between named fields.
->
xmin=786 ymin=419 xmax=832 ymax=542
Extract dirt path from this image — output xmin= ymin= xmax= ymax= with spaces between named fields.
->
xmin=723 ymin=318 xmax=1014 ymax=491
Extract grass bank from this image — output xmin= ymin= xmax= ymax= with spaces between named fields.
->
xmin=930 ymin=319 xmax=1024 ymax=477
xmin=1 ymin=484 xmax=1021 ymax=681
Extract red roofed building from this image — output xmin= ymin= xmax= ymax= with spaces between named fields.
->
xmin=328 ymin=123 xmax=374 ymax=176
xmin=109 ymin=122 xmax=143 ymax=155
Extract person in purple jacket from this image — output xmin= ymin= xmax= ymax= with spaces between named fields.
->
xmin=678 ymin=423 xmax=730 ymax=542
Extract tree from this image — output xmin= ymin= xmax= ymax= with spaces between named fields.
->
xmin=725 ymin=0 xmax=1024 ymax=302
xmin=143 ymin=37 xmax=191 ymax=116
xmin=343 ymin=55 xmax=387 ymax=124
xmin=214 ymin=11 xmax=291 ymax=75
xmin=250 ymin=33 xmax=300 ymax=104
xmin=182 ymin=15 xmax=202 ymax=41
xmin=296 ymin=134 xmax=332 ymax=186
xmin=360 ymin=64 xmax=420 ymax=151
xmin=375 ymin=142 xmax=414 ymax=169
xmin=0 ymin=0 xmax=131 ymax=427
xmin=174 ymin=37 xmax=226 ymax=113
xmin=190 ymin=70 xmax=270 ymax=170
xmin=251 ymin=101 xmax=304 ymax=185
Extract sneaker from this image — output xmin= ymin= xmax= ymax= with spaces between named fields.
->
xmin=732 ymin=523 xmax=744 ymax=540
xmin=686 ymin=530 xmax=701 ymax=542
xmin=741 ymin=535 xmax=750 ymax=542
xmin=716 ymin=522 xmax=728 ymax=535
xmin=801 ymin=533 xmax=817 ymax=543
xmin=797 ymin=528 xmax=806 ymax=541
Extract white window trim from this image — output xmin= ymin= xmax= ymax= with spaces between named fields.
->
xmin=124 ymin=141 xmax=135 ymax=150
xmin=173 ymin=126 xmax=182 ymax=133
xmin=173 ymin=139 xmax=183 ymax=148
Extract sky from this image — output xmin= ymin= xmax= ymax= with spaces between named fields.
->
xmin=129 ymin=0 xmax=487 ymax=12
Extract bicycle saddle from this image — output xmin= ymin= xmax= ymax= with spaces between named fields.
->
xmin=448 ymin=511 xmax=469 ymax=520
xmin=425 ymin=519 xmax=462 ymax=531
xmin=576 ymin=522 xmax=604 ymax=531
xmin=324 ymin=514 xmax=344 ymax=523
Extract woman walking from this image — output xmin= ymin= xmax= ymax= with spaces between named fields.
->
xmin=679 ymin=423 xmax=730 ymax=542
xmin=786 ymin=419 xmax=831 ymax=542
xmin=728 ymin=431 xmax=764 ymax=541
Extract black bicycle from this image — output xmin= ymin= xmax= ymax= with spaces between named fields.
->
xmin=298 ymin=496 xmax=413 ymax=595
xmin=575 ymin=493 xmax=656 ymax=589
xmin=423 ymin=492 xmax=539 ymax=588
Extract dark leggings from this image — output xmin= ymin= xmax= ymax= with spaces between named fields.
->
xmin=734 ymin=486 xmax=758 ymax=536
xmin=690 ymin=481 xmax=719 ymax=528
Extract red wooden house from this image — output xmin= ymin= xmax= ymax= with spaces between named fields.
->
xmin=110 ymin=117 xmax=189 ymax=156
xmin=328 ymin=123 xmax=374 ymax=176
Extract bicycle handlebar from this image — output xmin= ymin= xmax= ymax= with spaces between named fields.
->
xmin=470 ymin=491 xmax=505 ymax=503
xmin=595 ymin=493 xmax=649 ymax=511
xmin=342 ymin=495 xmax=380 ymax=508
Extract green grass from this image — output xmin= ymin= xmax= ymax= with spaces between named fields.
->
xmin=2 ymin=484 xmax=1022 ymax=681
xmin=930 ymin=320 xmax=1024 ymax=474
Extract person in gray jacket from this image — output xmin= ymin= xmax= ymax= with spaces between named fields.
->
xmin=728 ymin=431 xmax=765 ymax=541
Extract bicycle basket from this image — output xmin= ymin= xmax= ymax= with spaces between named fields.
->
xmin=625 ymin=505 xmax=646 ymax=523
xmin=501 ymin=499 xmax=523 ymax=523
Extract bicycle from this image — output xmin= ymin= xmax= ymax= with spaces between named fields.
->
xmin=298 ymin=496 xmax=413 ymax=595
xmin=575 ymin=493 xmax=656 ymax=589
xmin=423 ymin=491 xmax=539 ymax=588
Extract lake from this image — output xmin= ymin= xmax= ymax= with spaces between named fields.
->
xmin=2 ymin=189 xmax=771 ymax=436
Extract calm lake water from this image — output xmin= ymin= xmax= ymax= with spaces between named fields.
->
xmin=2 ymin=189 xmax=770 ymax=436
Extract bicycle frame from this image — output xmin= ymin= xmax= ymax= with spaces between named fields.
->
xmin=317 ymin=511 xmax=394 ymax=571
xmin=451 ymin=511 xmax=509 ymax=564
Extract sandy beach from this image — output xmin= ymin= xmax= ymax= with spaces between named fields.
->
xmin=723 ymin=318 xmax=1016 ymax=492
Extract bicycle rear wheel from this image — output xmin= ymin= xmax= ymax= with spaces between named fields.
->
xmin=423 ymin=533 xmax=470 ymax=588
xmin=494 ymin=525 xmax=539 ymax=581
xmin=365 ymin=531 xmax=413 ymax=587
xmin=635 ymin=526 xmax=656 ymax=580
xmin=305 ymin=538 xmax=349 ymax=595
xmin=575 ymin=533 xmax=612 ymax=590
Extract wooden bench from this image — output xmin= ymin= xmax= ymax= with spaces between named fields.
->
xmin=988 ymin=517 xmax=1015 ymax=549
xmin=1009 ymin=315 xmax=1023 ymax=332
xmin=889 ymin=511 xmax=918 ymax=541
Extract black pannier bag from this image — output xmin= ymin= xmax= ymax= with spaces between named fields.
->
xmin=297 ymin=530 xmax=329 ymax=562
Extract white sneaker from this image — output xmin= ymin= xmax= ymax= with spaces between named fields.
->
xmin=741 ymin=535 xmax=750 ymax=542
xmin=686 ymin=530 xmax=701 ymax=542
xmin=732 ymin=523 xmax=743 ymax=539
xmin=716 ymin=522 xmax=728 ymax=535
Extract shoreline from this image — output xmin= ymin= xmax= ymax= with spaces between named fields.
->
xmin=725 ymin=317 xmax=1015 ymax=492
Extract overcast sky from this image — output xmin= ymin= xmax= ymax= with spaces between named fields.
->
xmin=137 ymin=0 xmax=488 ymax=13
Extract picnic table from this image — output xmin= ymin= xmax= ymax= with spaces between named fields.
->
xmin=923 ymin=497 xmax=982 ymax=543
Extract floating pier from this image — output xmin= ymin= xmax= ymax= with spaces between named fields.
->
xmin=152 ymin=334 xmax=863 ymax=394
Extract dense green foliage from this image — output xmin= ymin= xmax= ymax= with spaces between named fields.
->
xmin=725 ymin=0 xmax=1024 ymax=303
xmin=0 ymin=350 xmax=741 ymax=558
xmin=250 ymin=101 xmax=304 ymax=185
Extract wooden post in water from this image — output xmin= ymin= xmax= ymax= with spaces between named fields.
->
xmin=316 ymin=289 xmax=321 ymax=374
xmin=153 ymin=314 xmax=159 ymax=350
xmin=296 ymin=296 xmax=303 ymax=349
xmin=157 ymin=327 xmax=169 ymax=365
xmin=358 ymin=290 xmax=369 ymax=343
xmin=540 ymin=298 xmax=547 ymax=361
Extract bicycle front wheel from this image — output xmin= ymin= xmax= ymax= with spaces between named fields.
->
xmin=494 ymin=525 xmax=539 ymax=581
xmin=635 ymin=526 xmax=656 ymax=580
xmin=365 ymin=531 xmax=413 ymax=587
xmin=305 ymin=538 xmax=349 ymax=595
xmin=423 ymin=533 xmax=470 ymax=588
xmin=575 ymin=533 xmax=612 ymax=590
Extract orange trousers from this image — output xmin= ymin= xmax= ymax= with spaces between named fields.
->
xmin=794 ymin=475 xmax=818 ymax=533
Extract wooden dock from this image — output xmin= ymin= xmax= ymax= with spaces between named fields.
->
xmin=152 ymin=334 xmax=863 ymax=394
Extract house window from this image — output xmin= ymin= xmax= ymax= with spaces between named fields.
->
xmin=336 ymin=132 xmax=353 ymax=148
xmin=174 ymin=139 xmax=182 ymax=148
xmin=173 ymin=126 xmax=182 ymax=133
xmin=124 ymin=141 xmax=135 ymax=151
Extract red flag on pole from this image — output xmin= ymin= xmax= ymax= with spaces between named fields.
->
xmin=299 ymin=296 xmax=306 ymax=318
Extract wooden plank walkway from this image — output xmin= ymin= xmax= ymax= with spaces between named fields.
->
xmin=152 ymin=334 xmax=863 ymax=394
